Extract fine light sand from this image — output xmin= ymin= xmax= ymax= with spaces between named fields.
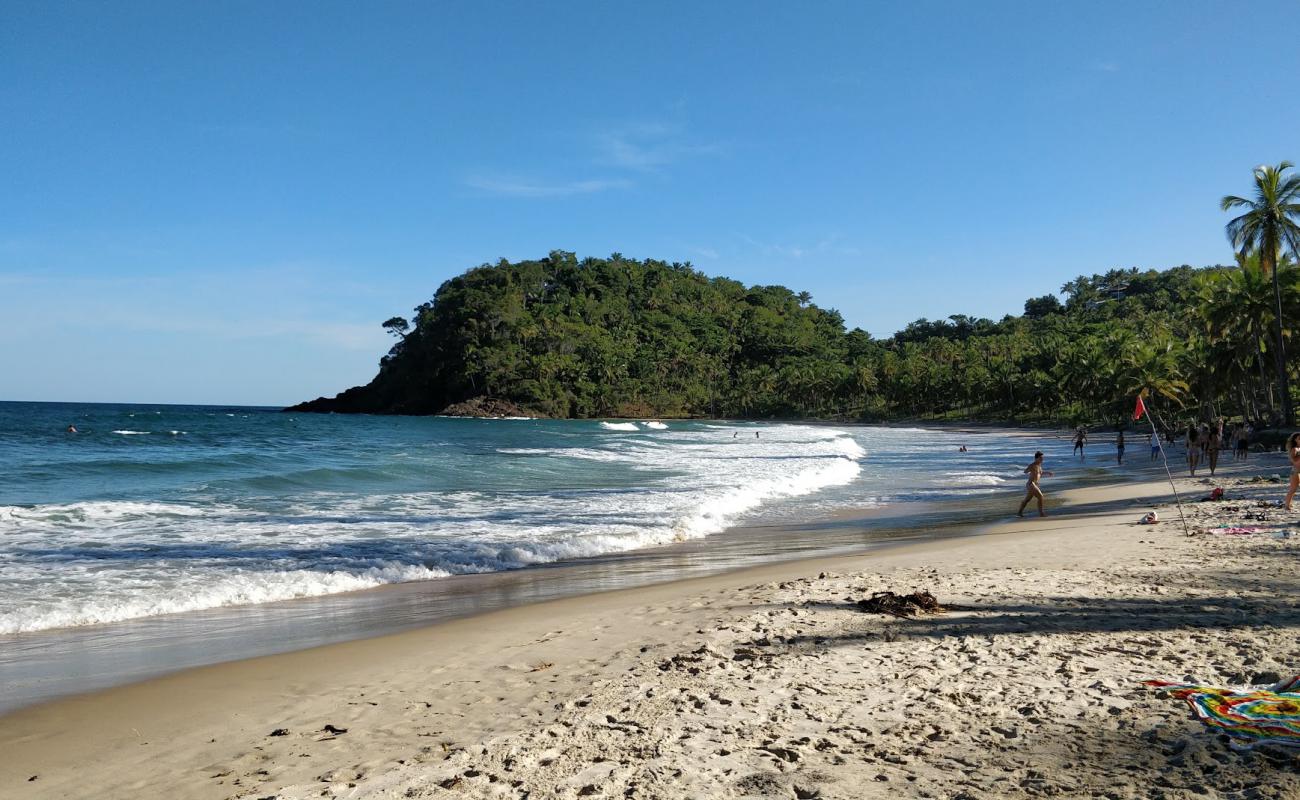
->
xmin=4 ymin=462 xmax=1300 ymax=799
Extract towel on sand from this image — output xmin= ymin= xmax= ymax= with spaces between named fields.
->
xmin=1146 ymin=675 xmax=1300 ymax=749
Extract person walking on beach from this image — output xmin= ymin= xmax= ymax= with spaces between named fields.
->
xmin=1235 ymin=423 xmax=1250 ymax=461
xmin=1186 ymin=425 xmax=1201 ymax=476
xmin=1073 ymin=427 xmax=1087 ymax=461
xmin=1017 ymin=451 xmax=1053 ymax=518
xmin=1150 ymin=432 xmax=1161 ymax=462
xmin=1116 ymin=430 xmax=1125 ymax=465
xmin=1205 ymin=423 xmax=1222 ymax=476
xmin=1285 ymin=433 xmax=1300 ymax=511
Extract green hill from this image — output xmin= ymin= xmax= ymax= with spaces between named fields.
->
xmin=289 ymin=251 xmax=1283 ymax=425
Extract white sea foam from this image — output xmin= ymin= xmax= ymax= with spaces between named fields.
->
xmin=640 ymin=421 xmax=668 ymax=429
xmin=0 ymin=421 xmax=880 ymax=634
xmin=946 ymin=473 xmax=1007 ymax=486
xmin=0 ymin=563 xmax=452 ymax=635
xmin=112 ymin=430 xmax=150 ymax=435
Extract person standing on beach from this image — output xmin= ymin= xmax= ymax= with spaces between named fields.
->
xmin=1284 ymin=433 xmax=1300 ymax=511
xmin=1116 ymin=430 xmax=1125 ymax=465
xmin=1235 ymin=423 xmax=1250 ymax=461
xmin=1205 ymin=423 xmax=1222 ymax=476
xmin=1017 ymin=451 xmax=1053 ymax=517
xmin=1073 ymin=427 xmax=1087 ymax=461
xmin=1149 ymin=432 xmax=1161 ymax=462
xmin=1186 ymin=425 xmax=1201 ymax=476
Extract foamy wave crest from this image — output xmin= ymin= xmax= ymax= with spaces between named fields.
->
xmin=0 ymin=500 xmax=213 ymax=525
xmin=112 ymin=430 xmax=150 ymax=435
xmin=599 ymin=421 xmax=640 ymax=431
xmin=0 ymin=563 xmax=452 ymax=635
xmin=640 ymin=421 xmax=668 ymax=429
xmin=947 ymin=473 xmax=1006 ymax=486
xmin=676 ymin=456 xmax=861 ymax=539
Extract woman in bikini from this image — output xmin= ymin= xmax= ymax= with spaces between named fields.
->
xmin=1017 ymin=451 xmax=1053 ymax=518
xmin=1284 ymin=433 xmax=1300 ymax=511
xmin=1186 ymin=425 xmax=1201 ymax=476
xmin=1205 ymin=422 xmax=1222 ymax=476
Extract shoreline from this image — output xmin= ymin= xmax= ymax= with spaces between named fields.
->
xmin=6 ymin=458 xmax=1297 ymax=798
xmin=0 ymin=427 xmax=1131 ymax=717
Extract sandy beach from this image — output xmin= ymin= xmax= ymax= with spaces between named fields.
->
xmin=4 ymin=460 xmax=1300 ymax=799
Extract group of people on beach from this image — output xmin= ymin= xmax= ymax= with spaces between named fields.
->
xmin=1018 ymin=421 xmax=1300 ymax=517
xmin=1183 ymin=419 xmax=1252 ymax=477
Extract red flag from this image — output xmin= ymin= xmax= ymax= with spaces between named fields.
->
xmin=1133 ymin=395 xmax=1147 ymax=421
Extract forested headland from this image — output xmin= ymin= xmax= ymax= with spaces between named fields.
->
xmin=288 ymin=251 xmax=1298 ymax=426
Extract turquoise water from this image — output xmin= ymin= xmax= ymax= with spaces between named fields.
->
xmin=0 ymin=401 xmax=1091 ymax=636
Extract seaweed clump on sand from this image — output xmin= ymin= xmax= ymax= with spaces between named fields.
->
xmin=856 ymin=590 xmax=945 ymax=618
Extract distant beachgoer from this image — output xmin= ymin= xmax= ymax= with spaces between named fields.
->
xmin=1116 ymin=430 xmax=1125 ymax=465
xmin=1235 ymin=424 xmax=1250 ymax=460
xmin=1149 ymin=433 xmax=1160 ymax=462
xmin=1073 ymin=427 xmax=1087 ymax=461
xmin=1017 ymin=451 xmax=1053 ymax=518
xmin=959 ymin=445 xmax=968 ymax=452
xmin=1205 ymin=424 xmax=1222 ymax=476
xmin=733 ymin=432 xmax=738 ymax=439
xmin=66 ymin=424 xmax=77 ymax=433
xmin=1285 ymin=433 xmax=1300 ymax=511
xmin=755 ymin=432 xmax=760 ymax=439
xmin=1186 ymin=426 xmax=1201 ymax=476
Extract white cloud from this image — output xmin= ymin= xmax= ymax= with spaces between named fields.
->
xmin=738 ymin=232 xmax=860 ymax=260
xmin=594 ymin=122 xmax=724 ymax=171
xmin=463 ymin=174 xmax=631 ymax=197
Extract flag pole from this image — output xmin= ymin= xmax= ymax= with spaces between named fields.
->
xmin=1137 ymin=394 xmax=1192 ymax=537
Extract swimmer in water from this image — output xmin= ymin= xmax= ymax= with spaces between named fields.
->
xmin=1016 ymin=451 xmax=1053 ymax=518
xmin=66 ymin=425 xmax=77 ymax=433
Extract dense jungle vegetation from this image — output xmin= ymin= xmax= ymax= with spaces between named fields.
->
xmin=291 ymin=164 xmax=1300 ymax=426
xmin=289 ymin=252 xmax=1298 ymax=425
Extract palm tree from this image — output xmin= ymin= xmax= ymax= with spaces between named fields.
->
xmin=1199 ymin=256 xmax=1300 ymax=419
xmin=1221 ymin=162 xmax=1300 ymax=425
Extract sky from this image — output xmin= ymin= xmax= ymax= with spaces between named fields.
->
xmin=3 ymin=1 xmax=1299 ymax=405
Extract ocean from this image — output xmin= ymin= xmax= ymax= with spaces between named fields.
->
xmin=0 ymin=401 xmax=1103 ymax=709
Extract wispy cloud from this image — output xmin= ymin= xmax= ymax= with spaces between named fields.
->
xmin=594 ymin=122 xmax=724 ymax=171
xmin=686 ymin=245 xmax=720 ymax=260
xmin=463 ymin=174 xmax=631 ymax=198
xmin=462 ymin=120 xmax=720 ymax=200
xmin=738 ymin=233 xmax=860 ymax=260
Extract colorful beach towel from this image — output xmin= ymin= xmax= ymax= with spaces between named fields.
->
xmin=1146 ymin=675 xmax=1300 ymax=749
xmin=1209 ymin=526 xmax=1268 ymax=535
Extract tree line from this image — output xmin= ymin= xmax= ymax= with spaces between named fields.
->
xmin=291 ymin=163 xmax=1300 ymax=427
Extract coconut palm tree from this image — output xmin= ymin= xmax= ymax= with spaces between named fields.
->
xmin=1199 ymin=255 xmax=1300 ymax=418
xmin=1221 ymin=162 xmax=1300 ymax=424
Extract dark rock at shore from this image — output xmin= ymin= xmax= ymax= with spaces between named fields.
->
xmin=437 ymin=397 xmax=541 ymax=419
xmin=284 ymin=393 xmax=542 ymax=419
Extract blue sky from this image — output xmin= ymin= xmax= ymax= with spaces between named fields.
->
xmin=3 ymin=1 xmax=1299 ymax=405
